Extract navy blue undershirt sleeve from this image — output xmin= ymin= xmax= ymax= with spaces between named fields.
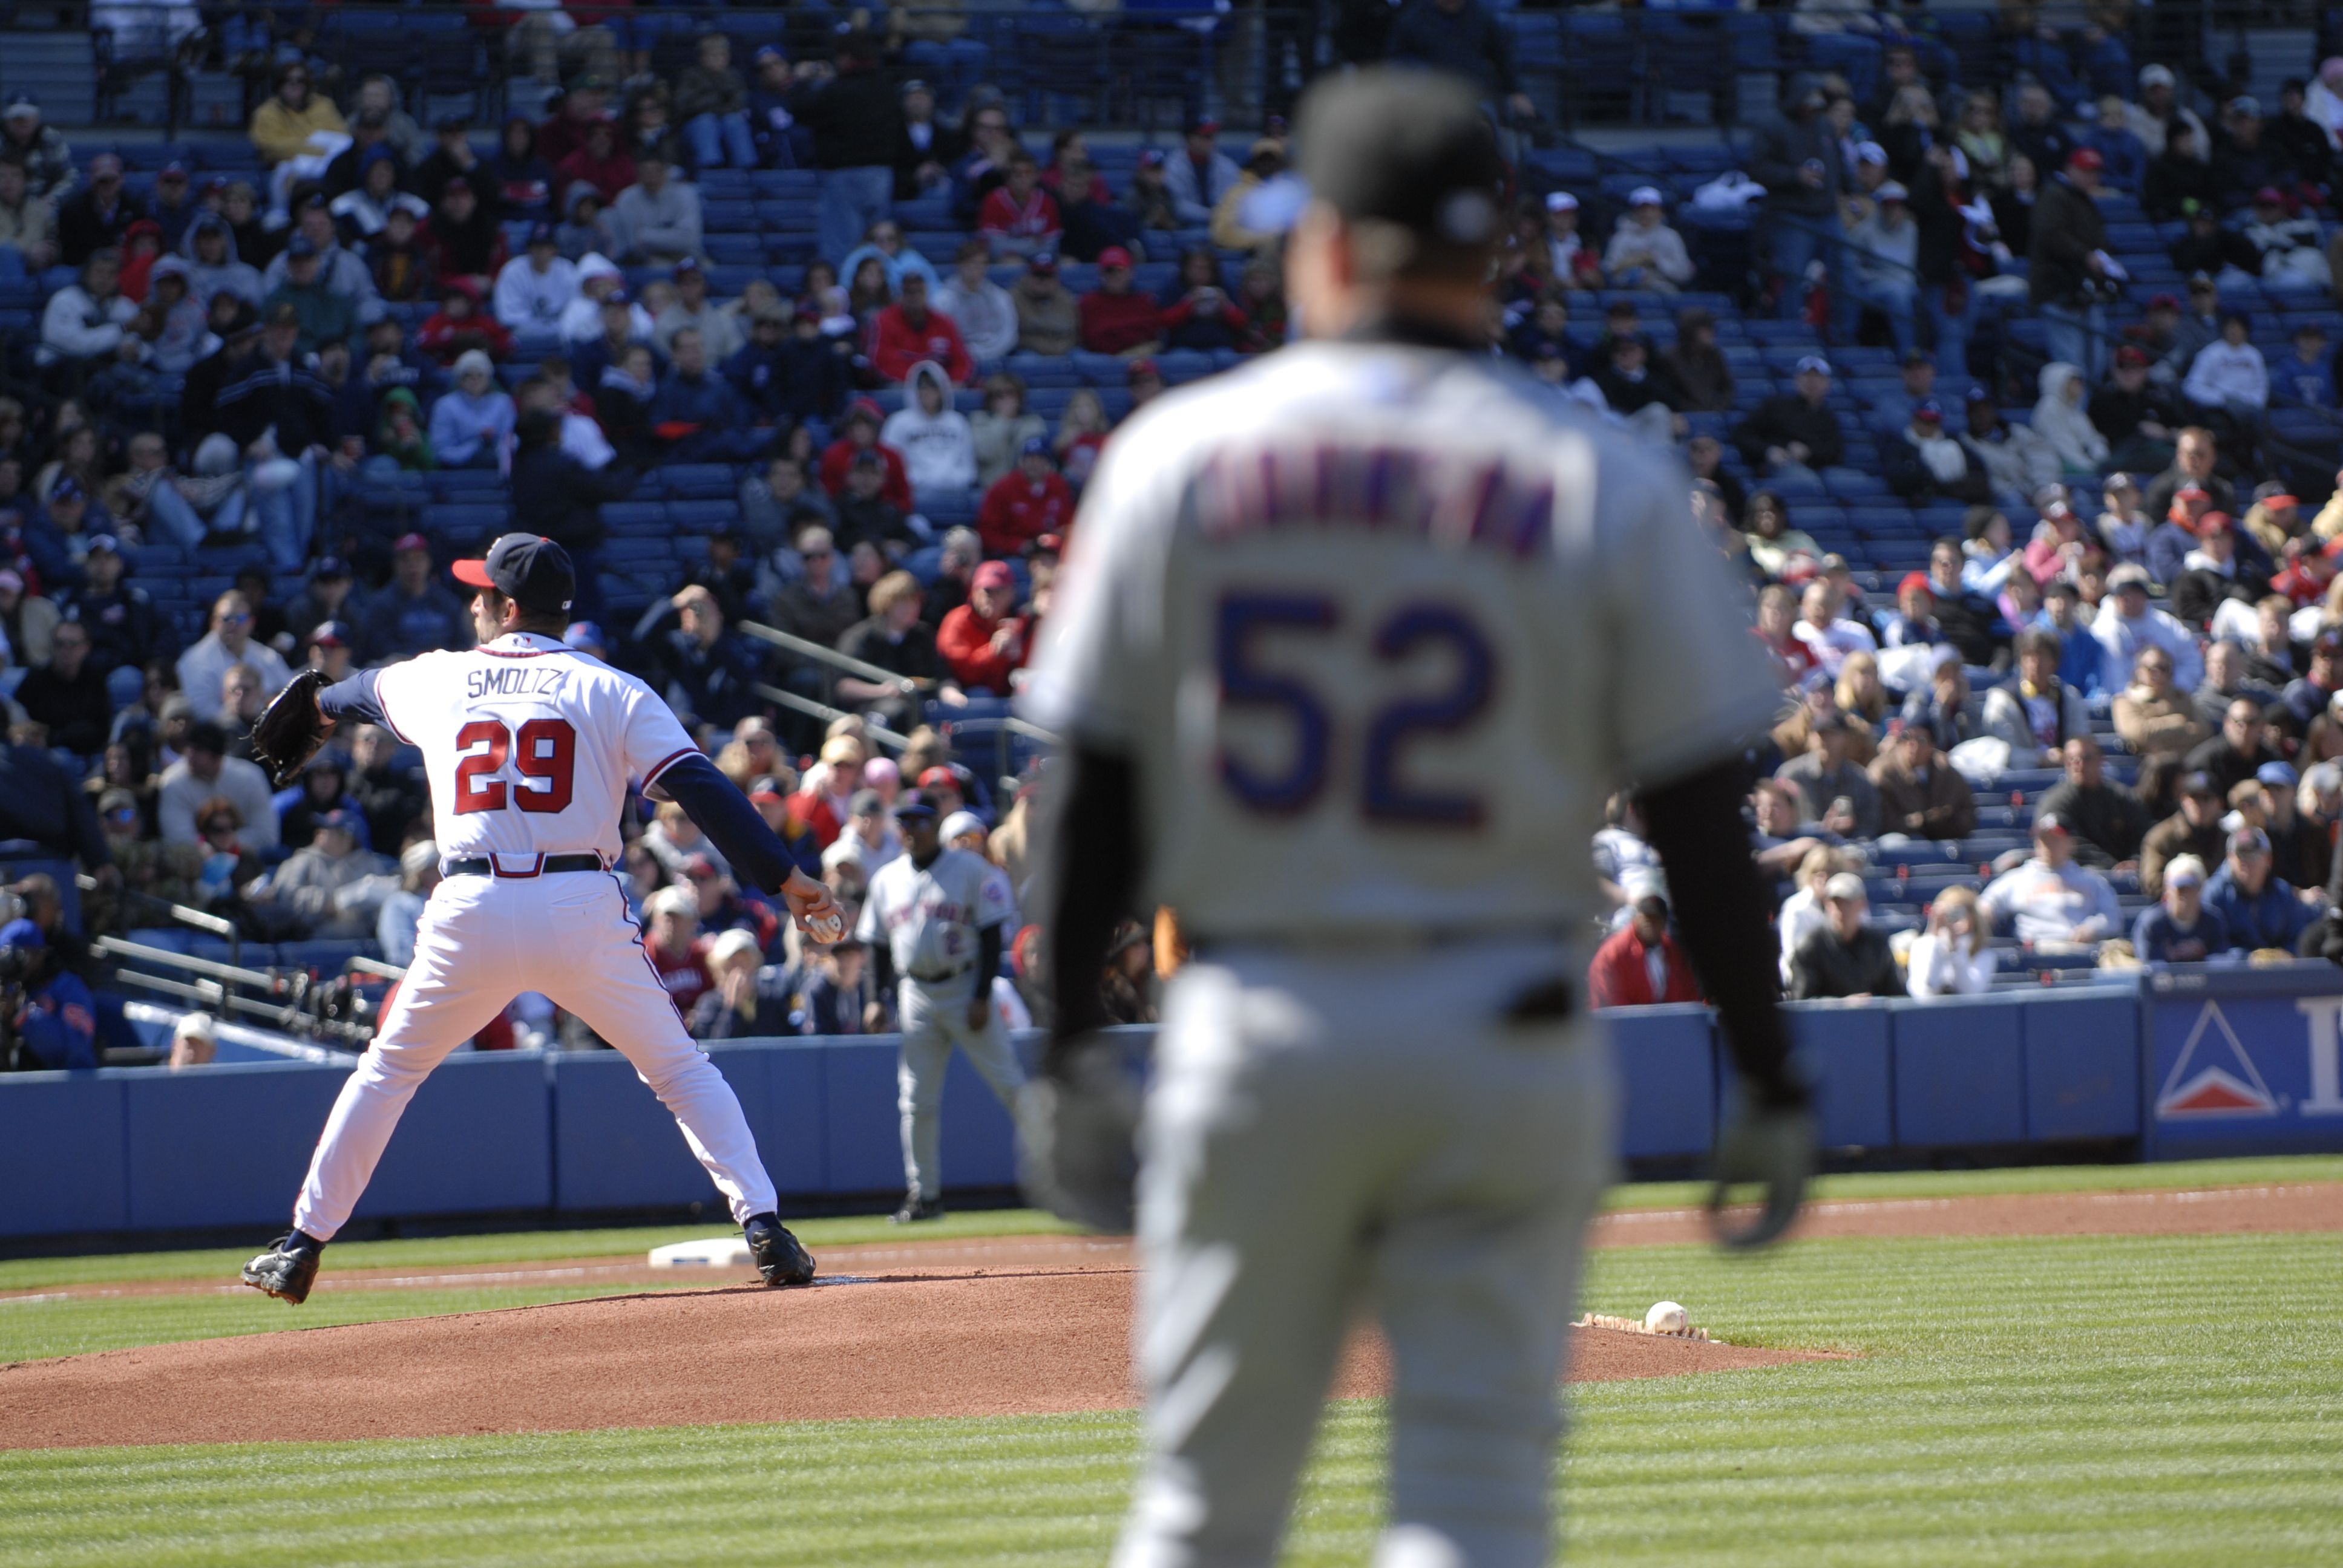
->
xmin=318 ymin=668 xmax=387 ymax=728
xmin=657 ymin=753 xmax=799 ymax=895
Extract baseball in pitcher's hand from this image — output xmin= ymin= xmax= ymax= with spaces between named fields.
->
xmin=780 ymin=869 xmax=844 ymax=943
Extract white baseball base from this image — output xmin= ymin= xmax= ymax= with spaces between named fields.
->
xmin=647 ymin=1236 xmax=754 ymax=1269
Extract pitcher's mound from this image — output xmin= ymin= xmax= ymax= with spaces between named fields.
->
xmin=0 ymin=1267 xmax=1829 ymax=1451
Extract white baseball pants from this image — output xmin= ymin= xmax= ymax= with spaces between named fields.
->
xmin=1115 ymin=938 xmax=1617 ymax=1568
xmin=897 ymin=976 xmax=1026 ymax=1201
xmin=290 ymin=871 xmax=779 ymax=1241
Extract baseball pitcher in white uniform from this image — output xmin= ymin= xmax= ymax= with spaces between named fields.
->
xmin=1018 ymin=71 xmax=1818 ymax=1568
xmin=240 ymin=534 xmax=845 ymax=1304
xmin=857 ymin=792 xmax=1025 ymax=1222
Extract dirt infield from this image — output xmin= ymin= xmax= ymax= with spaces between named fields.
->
xmin=2 ymin=1183 xmax=2332 ymax=1451
xmin=0 ymin=1271 xmax=1827 ymax=1450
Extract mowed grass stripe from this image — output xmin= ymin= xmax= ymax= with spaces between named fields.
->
xmin=4 ymin=1231 xmax=2338 ymax=1566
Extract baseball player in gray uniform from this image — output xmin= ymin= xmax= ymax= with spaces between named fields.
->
xmin=1019 ymin=71 xmax=1817 ymax=1568
xmin=856 ymin=791 xmax=1024 ymax=1222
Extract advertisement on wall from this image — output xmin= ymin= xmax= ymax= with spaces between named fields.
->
xmin=2145 ymin=967 xmax=2343 ymax=1158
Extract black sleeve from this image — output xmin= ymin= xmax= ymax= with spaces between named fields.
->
xmin=655 ymin=753 xmax=801 ymax=895
xmin=871 ymin=936 xmax=897 ymax=996
xmin=977 ymin=919 xmax=1003 ymax=991
xmin=65 ymin=771 xmax=112 ymax=872
xmin=1045 ymin=746 xmax=1142 ymax=1060
xmin=1637 ymin=758 xmax=1807 ymax=1109
xmin=318 ymin=667 xmax=388 ymax=728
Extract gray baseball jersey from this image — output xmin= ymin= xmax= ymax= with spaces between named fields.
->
xmin=857 ymin=846 xmax=1015 ymax=980
xmin=1023 ymin=340 xmax=1783 ymax=942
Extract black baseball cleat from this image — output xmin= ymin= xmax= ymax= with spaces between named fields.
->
xmin=891 ymin=1195 xmax=945 ymax=1224
xmin=746 ymin=1215 xmax=816 ymax=1286
xmin=241 ymin=1235 xmax=322 ymax=1304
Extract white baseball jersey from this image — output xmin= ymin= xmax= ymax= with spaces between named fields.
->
xmin=371 ymin=631 xmax=700 ymax=866
xmin=1023 ymin=340 xmax=1783 ymax=942
xmin=857 ymin=846 xmax=1015 ymax=981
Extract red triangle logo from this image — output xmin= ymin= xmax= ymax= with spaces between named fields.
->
xmin=2159 ymin=1066 xmax=2278 ymax=1119
xmin=2156 ymin=1004 xmax=2281 ymax=1120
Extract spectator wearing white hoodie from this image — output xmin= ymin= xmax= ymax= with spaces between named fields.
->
xmin=2033 ymin=361 xmax=2111 ymax=475
xmin=560 ymin=253 xmax=654 ymax=345
xmin=881 ymin=360 xmax=977 ymax=500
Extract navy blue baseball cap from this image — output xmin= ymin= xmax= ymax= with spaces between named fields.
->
xmin=285 ymin=232 xmax=319 ymax=258
xmin=310 ymin=618 xmax=352 ymax=648
xmin=453 ymin=532 xmax=577 ymax=615
xmin=526 ymin=220 xmax=556 ymax=247
xmin=894 ymin=791 xmax=941 ymax=822
xmin=1020 ymin=435 xmax=1052 ymax=457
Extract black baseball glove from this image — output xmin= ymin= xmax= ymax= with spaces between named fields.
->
xmin=248 ymin=668 xmax=333 ymax=788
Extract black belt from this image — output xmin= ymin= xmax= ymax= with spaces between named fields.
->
xmin=906 ymin=962 xmax=974 ymax=984
xmin=443 ymin=854 xmax=605 ymax=878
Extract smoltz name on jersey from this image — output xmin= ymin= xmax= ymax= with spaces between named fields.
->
xmin=467 ymin=666 xmax=570 ymax=702
xmin=1196 ymin=443 xmax=1556 ymax=559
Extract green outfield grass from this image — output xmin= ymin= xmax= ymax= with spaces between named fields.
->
xmin=4 ymin=1225 xmax=2338 ymax=1565
xmin=5 ymin=1157 xmax=2339 ymax=1369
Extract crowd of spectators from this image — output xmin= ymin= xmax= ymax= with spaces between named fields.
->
xmin=8 ymin=8 xmax=2343 ymax=1047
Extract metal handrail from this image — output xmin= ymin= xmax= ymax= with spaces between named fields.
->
xmin=752 ymin=682 xmax=909 ymax=751
xmin=739 ymin=619 xmax=936 ymax=694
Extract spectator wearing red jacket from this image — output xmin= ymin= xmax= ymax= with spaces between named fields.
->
xmin=976 ymin=152 xmax=1062 ymax=260
xmin=1585 ymin=894 xmax=1703 ymax=1008
xmin=1078 ymin=246 xmax=1162 ymax=356
xmin=818 ymin=398 xmax=914 ymax=510
xmin=977 ymin=437 xmax=1073 ymax=558
xmin=868 ymin=272 xmax=974 ymax=385
xmin=554 ymin=117 xmax=637 ymax=212
xmin=936 ymin=559 xmax=1028 ymax=694
xmin=415 ymin=276 xmax=514 ymax=365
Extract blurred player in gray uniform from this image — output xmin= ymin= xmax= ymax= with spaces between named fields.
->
xmin=1020 ymin=70 xmax=1817 ymax=1568
xmin=857 ymin=791 xmax=1024 ymax=1222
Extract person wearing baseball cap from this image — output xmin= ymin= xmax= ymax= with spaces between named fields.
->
xmin=1786 ymin=871 xmax=1902 ymax=999
xmin=304 ymin=618 xmax=355 ymax=681
xmin=493 ymin=218 xmax=579 ymax=335
xmin=2131 ymin=852 xmax=2229 ymax=963
xmin=2204 ymin=822 xmax=2318 ymax=952
xmin=1076 ymin=244 xmax=1162 ymax=357
xmin=1734 ymin=350 xmax=1844 ymax=485
xmin=1605 ymin=183 xmax=1693 ymax=293
xmin=1978 ymin=809 xmax=2125 ymax=946
xmin=937 ymin=558 xmax=1027 ymax=694
xmin=2028 ymin=139 xmax=2116 ymax=379
xmin=977 ymin=434 xmax=1072 ymax=558
xmin=355 ymin=533 xmax=473 ymax=666
xmin=2093 ymin=561 xmax=2203 ymax=693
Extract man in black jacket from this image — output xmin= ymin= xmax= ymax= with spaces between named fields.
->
xmin=1791 ymin=874 xmax=1904 ymax=998
xmin=790 ymin=31 xmax=901 ymax=267
xmin=214 ymin=304 xmax=337 ymax=572
xmin=1746 ymin=80 xmax=1844 ymax=318
xmin=1733 ymin=356 xmax=1845 ymax=486
xmin=2091 ymin=344 xmax=2184 ymax=472
xmin=2029 ymin=148 xmax=2114 ymax=381
xmin=65 ymin=534 xmax=178 ymax=699
xmin=11 ymin=618 xmax=111 ymax=757
xmin=0 ymin=740 xmax=111 ymax=873
xmin=2033 ymin=736 xmax=2154 ymax=868
xmin=511 ymin=407 xmax=635 ymax=627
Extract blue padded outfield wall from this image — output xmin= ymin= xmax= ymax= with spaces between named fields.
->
xmin=7 ymin=969 xmax=2343 ymax=1240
